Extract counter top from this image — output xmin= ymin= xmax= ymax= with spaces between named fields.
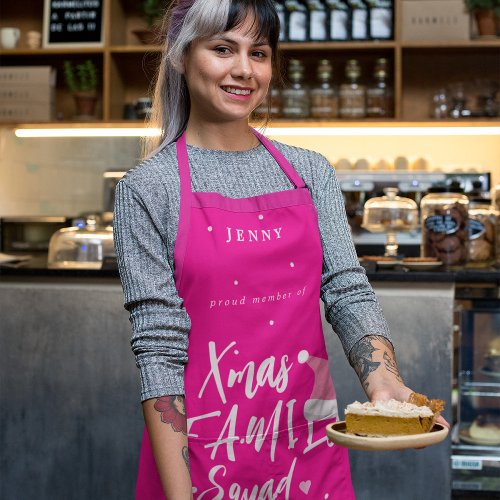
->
xmin=0 ymin=255 xmax=119 ymax=278
xmin=2 ymin=255 xmax=500 ymax=285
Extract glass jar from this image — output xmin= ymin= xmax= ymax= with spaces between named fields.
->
xmin=362 ymin=187 xmax=419 ymax=256
xmin=492 ymin=184 xmax=500 ymax=266
xmin=366 ymin=58 xmax=393 ymax=118
xmin=420 ymin=187 xmax=469 ymax=267
xmin=252 ymin=87 xmax=282 ymax=120
xmin=310 ymin=59 xmax=338 ymax=118
xmin=339 ymin=59 xmax=366 ymax=118
xmin=282 ymin=59 xmax=310 ymax=118
xmin=467 ymin=198 xmax=496 ymax=268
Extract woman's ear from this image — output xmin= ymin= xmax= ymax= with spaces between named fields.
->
xmin=171 ymin=56 xmax=185 ymax=75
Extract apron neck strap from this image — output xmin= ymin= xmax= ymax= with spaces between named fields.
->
xmin=251 ymin=129 xmax=305 ymax=189
xmin=176 ymin=131 xmax=192 ymax=197
xmin=175 ymin=128 xmax=307 ymax=196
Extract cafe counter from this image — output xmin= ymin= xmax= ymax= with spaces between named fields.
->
xmin=1 ymin=264 xmax=499 ymax=499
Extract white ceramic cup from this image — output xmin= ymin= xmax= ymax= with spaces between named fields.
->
xmin=0 ymin=27 xmax=21 ymax=49
xmin=26 ymin=30 xmax=42 ymax=49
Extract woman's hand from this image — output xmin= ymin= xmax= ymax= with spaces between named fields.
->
xmin=348 ymin=335 xmax=450 ymax=430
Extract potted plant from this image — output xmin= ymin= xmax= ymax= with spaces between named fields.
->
xmin=464 ymin=0 xmax=500 ymax=37
xmin=63 ymin=60 xmax=99 ymax=119
xmin=133 ymin=0 xmax=169 ymax=45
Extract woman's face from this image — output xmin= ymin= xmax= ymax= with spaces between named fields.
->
xmin=182 ymin=14 xmax=273 ymax=125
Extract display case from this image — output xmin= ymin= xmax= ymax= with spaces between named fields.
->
xmin=452 ymin=285 xmax=500 ymax=495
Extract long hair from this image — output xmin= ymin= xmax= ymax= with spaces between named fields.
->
xmin=143 ymin=0 xmax=281 ymax=158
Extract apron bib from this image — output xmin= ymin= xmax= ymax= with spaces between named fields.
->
xmin=136 ymin=130 xmax=355 ymax=499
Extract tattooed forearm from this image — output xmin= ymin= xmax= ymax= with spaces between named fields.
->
xmin=153 ymin=395 xmax=188 ymax=435
xmin=377 ymin=336 xmax=403 ymax=383
xmin=182 ymin=446 xmax=190 ymax=473
xmin=348 ymin=336 xmax=381 ymax=390
xmin=383 ymin=351 xmax=403 ymax=383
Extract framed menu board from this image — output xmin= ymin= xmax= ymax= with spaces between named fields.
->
xmin=43 ymin=0 xmax=104 ymax=48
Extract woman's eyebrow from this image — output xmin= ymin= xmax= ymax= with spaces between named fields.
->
xmin=208 ymin=35 xmax=270 ymax=47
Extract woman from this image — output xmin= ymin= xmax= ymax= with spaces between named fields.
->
xmin=114 ymin=0 xmax=440 ymax=498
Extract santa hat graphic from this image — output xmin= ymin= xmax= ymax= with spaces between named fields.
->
xmin=298 ymin=350 xmax=338 ymax=421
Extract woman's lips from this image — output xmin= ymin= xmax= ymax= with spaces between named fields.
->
xmin=221 ymin=86 xmax=253 ymax=100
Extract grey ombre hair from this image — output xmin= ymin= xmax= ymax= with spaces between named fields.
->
xmin=143 ymin=0 xmax=281 ymax=158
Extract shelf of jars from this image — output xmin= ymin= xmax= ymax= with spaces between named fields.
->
xmin=2 ymin=0 xmax=500 ymax=124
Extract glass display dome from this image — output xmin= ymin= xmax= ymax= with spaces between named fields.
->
xmin=362 ymin=187 xmax=419 ymax=256
xmin=47 ymin=215 xmax=114 ymax=269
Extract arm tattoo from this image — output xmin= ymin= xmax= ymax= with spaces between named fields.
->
xmin=349 ymin=335 xmax=403 ymax=390
xmin=383 ymin=351 xmax=403 ymax=383
xmin=377 ymin=336 xmax=404 ymax=383
xmin=182 ymin=446 xmax=190 ymax=473
xmin=153 ymin=395 xmax=187 ymax=435
xmin=348 ymin=336 xmax=381 ymax=390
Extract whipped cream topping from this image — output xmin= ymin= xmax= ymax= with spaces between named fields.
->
xmin=345 ymin=399 xmax=433 ymax=418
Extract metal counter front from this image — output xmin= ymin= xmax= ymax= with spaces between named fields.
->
xmin=1 ymin=268 xmax=500 ymax=499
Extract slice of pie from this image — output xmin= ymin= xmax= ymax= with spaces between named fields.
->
xmin=344 ymin=393 xmax=445 ymax=437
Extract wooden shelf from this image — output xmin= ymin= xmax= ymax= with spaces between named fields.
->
xmin=401 ymin=39 xmax=500 ymax=49
xmin=280 ymin=41 xmax=397 ymax=50
xmin=1 ymin=0 xmax=499 ymax=125
xmin=109 ymin=45 xmax=162 ymax=53
xmin=0 ymin=47 xmax=105 ymax=56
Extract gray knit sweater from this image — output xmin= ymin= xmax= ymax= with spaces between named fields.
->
xmin=114 ymin=139 xmax=391 ymax=402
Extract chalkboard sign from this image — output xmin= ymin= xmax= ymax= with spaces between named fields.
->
xmin=43 ymin=0 xmax=104 ymax=48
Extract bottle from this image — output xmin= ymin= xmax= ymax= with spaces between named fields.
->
xmin=345 ymin=0 xmax=369 ymax=40
xmin=366 ymin=58 xmax=393 ymax=118
xmin=273 ymin=1 xmax=288 ymax=42
xmin=339 ymin=59 xmax=366 ymax=118
xmin=368 ymin=0 xmax=393 ymax=40
xmin=284 ymin=0 xmax=309 ymax=42
xmin=310 ymin=59 xmax=338 ymax=118
xmin=324 ymin=0 xmax=350 ymax=41
xmin=307 ymin=0 xmax=328 ymax=41
xmin=420 ymin=186 xmax=469 ymax=268
xmin=282 ymin=59 xmax=310 ymax=118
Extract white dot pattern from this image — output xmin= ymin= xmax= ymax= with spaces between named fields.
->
xmin=269 ymin=320 xmax=274 ymax=326
xmin=258 ymin=214 xmax=264 ymax=220
xmin=207 ymin=226 xmax=213 ymax=232
xmin=234 ymin=280 xmax=239 ymax=285
xmin=290 ymin=262 xmax=295 ymax=267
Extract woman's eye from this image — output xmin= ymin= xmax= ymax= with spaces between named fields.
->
xmin=214 ymin=46 xmax=230 ymax=55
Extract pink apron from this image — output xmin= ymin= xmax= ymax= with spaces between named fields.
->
xmin=136 ymin=130 xmax=355 ymax=499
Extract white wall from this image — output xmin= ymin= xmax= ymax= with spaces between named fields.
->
xmin=267 ymin=132 xmax=500 ymax=188
xmin=0 ymin=129 xmax=141 ymax=216
xmin=1 ymin=128 xmax=499 ymax=216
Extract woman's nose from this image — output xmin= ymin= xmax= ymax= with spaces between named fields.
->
xmin=232 ymin=54 xmax=254 ymax=79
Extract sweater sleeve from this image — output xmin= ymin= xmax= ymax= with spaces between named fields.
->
xmin=310 ymin=153 xmax=392 ymax=356
xmin=113 ymin=180 xmax=190 ymax=401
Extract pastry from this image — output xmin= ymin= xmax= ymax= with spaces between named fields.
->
xmin=469 ymin=415 xmax=500 ymax=443
xmin=345 ymin=393 xmax=444 ymax=437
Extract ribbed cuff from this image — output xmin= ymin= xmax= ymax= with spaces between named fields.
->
xmin=139 ymin=362 xmax=185 ymax=401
